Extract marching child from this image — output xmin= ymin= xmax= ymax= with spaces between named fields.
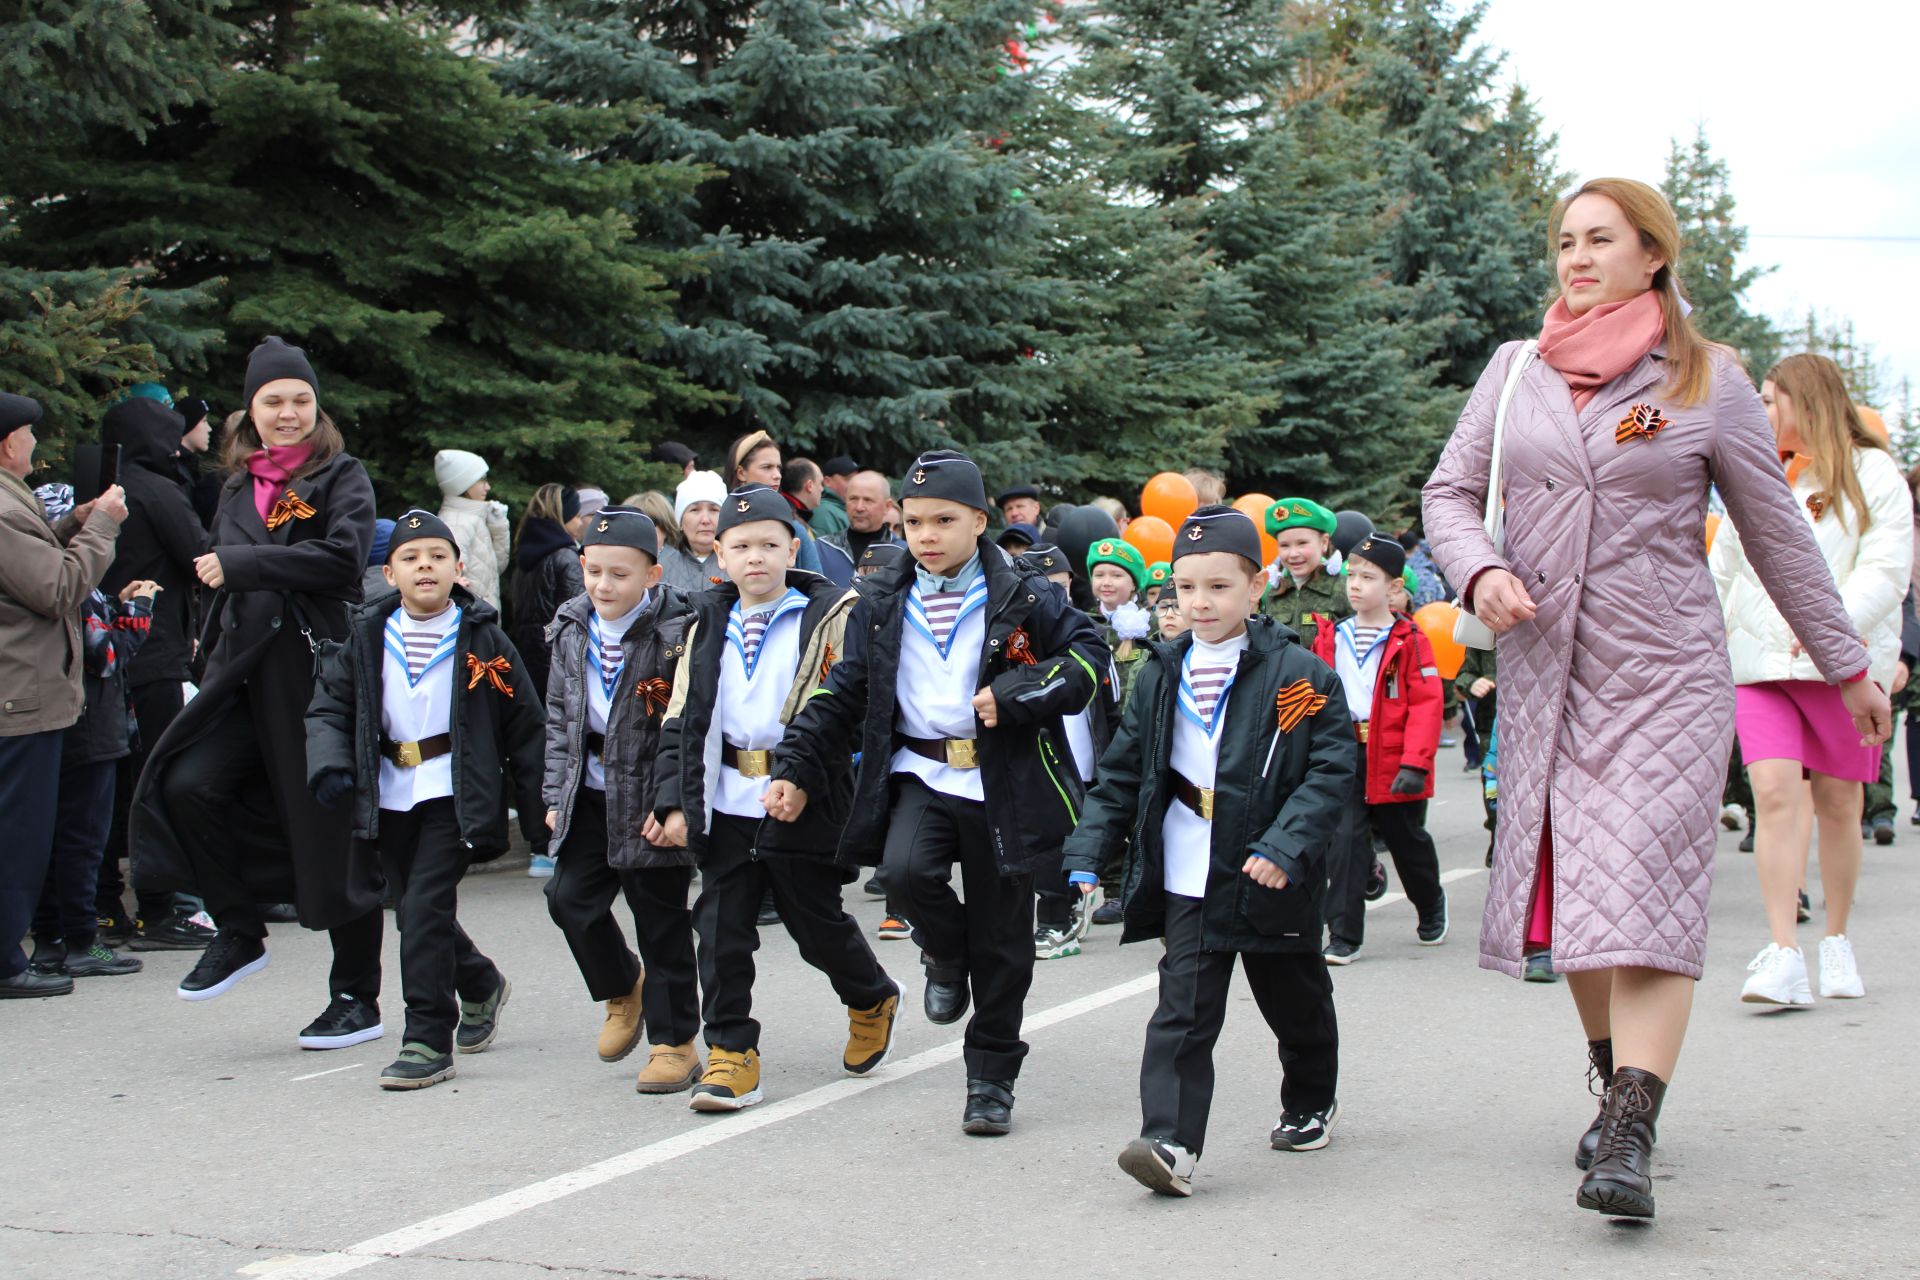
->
xmin=1263 ymin=498 xmax=1352 ymax=634
xmin=767 ymin=450 xmax=1104 ymax=1136
xmin=653 ymin=484 xmax=903 ymax=1112
xmin=1309 ymin=534 xmax=1447 ymax=965
xmin=306 ymin=510 xmax=542 ymax=1089
xmin=542 ymin=507 xmax=702 ymax=1093
xmin=1064 ymin=505 xmax=1354 ymax=1196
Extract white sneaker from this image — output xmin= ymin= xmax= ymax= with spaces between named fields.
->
xmin=1719 ymin=803 xmax=1745 ymax=831
xmin=1817 ymin=935 xmax=1865 ymax=999
xmin=1117 ymin=1137 xmax=1196 ymax=1197
xmin=1741 ymin=943 xmax=1813 ymax=1006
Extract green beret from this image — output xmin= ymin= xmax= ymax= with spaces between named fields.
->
xmin=1147 ymin=561 xmax=1171 ymax=586
xmin=1401 ymin=567 xmax=1418 ymax=593
xmin=1265 ymin=497 xmax=1336 ymax=536
xmin=1086 ymin=537 xmax=1148 ymax=589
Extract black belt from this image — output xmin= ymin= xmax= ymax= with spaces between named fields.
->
xmin=1171 ymin=769 xmax=1214 ymax=821
xmin=722 ymin=742 xmax=774 ymax=778
xmin=900 ymin=735 xmax=979 ymax=769
xmin=382 ymin=734 xmax=451 ymax=768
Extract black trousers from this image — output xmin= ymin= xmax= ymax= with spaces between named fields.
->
xmin=376 ymin=798 xmax=500 ymax=1054
xmin=884 ymin=776 xmax=1034 ymax=1081
xmin=33 ymin=757 xmax=117 ymax=948
xmin=1324 ymin=739 xmax=1443 ymax=949
xmin=1034 ymin=844 xmax=1073 ymax=929
xmin=160 ymin=699 xmax=382 ymax=1001
xmin=0 ymin=731 xmax=63 ymax=980
xmin=545 ymin=787 xmax=699 ymax=1045
xmin=1139 ymin=894 xmax=1339 ymax=1156
xmin=100 ymin=679 xmax=185 ymax=923
xmin=694 ymin=813 xmax=894 ymax=1052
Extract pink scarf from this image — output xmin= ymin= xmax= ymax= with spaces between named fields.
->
xmin=246 ymin=443 xmax=314 ymax=524
xmin=1537 ymin=289 xmax=1665 ymax=410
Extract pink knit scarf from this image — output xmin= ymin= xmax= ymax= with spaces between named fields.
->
xmin=1537 ymin=289 xmax=1665 ymax=410
xmin=246 ymin=443 xmax=313 ymax=523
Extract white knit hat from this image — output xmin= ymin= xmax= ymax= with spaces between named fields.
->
xmin=433 ymin=448 xmax=488 ymax=498
xmin=674 ymin=469 xmax=728 ymax=521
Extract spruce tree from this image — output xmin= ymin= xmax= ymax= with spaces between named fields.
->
xmin=1661 ymin=127 xmax=1779 ymax=379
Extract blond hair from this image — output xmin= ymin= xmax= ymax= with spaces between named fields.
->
xmin=1768 ymin=353 xmax=1886 ymax=534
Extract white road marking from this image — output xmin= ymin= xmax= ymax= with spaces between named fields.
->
xmin=253 ymin=972 xmax=1161 ymax=1279
xmin=1365 ymin=863 xmax=1485 ymax=911
xmin=289 ymin=1063 xmax=363 ymax=1082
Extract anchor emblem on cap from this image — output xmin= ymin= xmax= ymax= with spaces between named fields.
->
xmin=912 ymin=469 xmax=927 ymax=484
xmin=1042 ymin=556 xmax=1055 ymax=567
xmin=1186 ymin=524 xmax=1204 ymax=541
xmin=737 ymin=499 xmax=751 ymax=512
xmin=597 ymin=519 xmax=610 ymax=533
xmin=406 ymin=516 xmax=421 ymax=529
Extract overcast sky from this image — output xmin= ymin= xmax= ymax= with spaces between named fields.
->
xmin=1476 ymin=0 xmax=1919 ymax=410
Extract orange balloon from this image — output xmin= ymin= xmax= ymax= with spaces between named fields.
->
xmin=1857 ymin=405 xmax=1888 ymax=441
xmin=1140 ymin=472 xmax=1199 ymax=525
xmin=1123 ymin=515 xmax=1175 ymax=565
xmin=1231 ymin=492 xmax=1274 ymax=524
xmin=1704 ymin=513 xmax=1721 ymax=551
xmin=1413 ymin=601 xmax=1467 ymax=681
xmin=1259 ymin=529 xmax=1278 ymax=568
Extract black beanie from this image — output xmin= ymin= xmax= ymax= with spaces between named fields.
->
xmin=580 ymin=506 xmax=660 ymax=558
xmin=388 ymin=508 xmax=462 ymax=560
xmin=242 ymin=336 xmax=319 ymax=410
xmin=901 ymin=449 xmax=988 ymax=513
xmin=716 ymin=484 xmax=798 ymax=536
xmin=1 ymin=392 xmax=43 ymax=439
xmin=1347 ymin=533 xmax=1407 ymax=581
xmin=1172 ymin=504 xmax=1263 ymax=568
xmin=560 ymin=488 xmax=582 ymax=523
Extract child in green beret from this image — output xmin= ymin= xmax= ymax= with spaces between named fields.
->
xmin=1263 ymin=498 xmax=1353 ymax=636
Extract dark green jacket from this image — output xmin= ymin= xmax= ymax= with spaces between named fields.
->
xmin=1454 ymin=644 xmax=1497 ymax=725
xmin=1263 ymin=565 xmax=1351 ymax=634
xmin=1063 ymin=615 xmax=1356 ymax=954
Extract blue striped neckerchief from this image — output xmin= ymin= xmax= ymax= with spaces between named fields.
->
xmin=382 ymin=602 xmax=461 ymax=689
xmin=727 ymin=586 xmax=809 ymax=680
xmin=1176 ymin=630 xmax=1248 ymax=737
xmin=907 ymin=553 xmax=988 ymax=659
xmin=588 ymin=591 xmax=652 ymax=699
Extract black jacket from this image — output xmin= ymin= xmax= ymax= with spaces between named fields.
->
xmin=655 ymin=571 xmax=859 ymax=864
xmin=99 ymin=398 xmax=209 ymax=686
xmin=510 ymin=517 xmax=582 ymax=698
xmin=63 ymin=591 xmax=154 ymax=766
xmin=773 ymin=539 xmax=1106 ymax=876
xmin=306 ymin=587 xmax=547 ymax=853
xmin=1062 ymin=616 xmax=1356 ymax=954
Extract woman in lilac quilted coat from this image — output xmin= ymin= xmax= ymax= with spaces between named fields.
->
xmin=1423 ymin=178 xmax=1890 ymax=1221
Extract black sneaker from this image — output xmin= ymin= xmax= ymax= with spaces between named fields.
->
xmin=962 ymin=1079 xmax=1015 ymax=1136
xmin=863 ymin=876 xmax=886 ymax=897
xmin=1363 ymin=859 xmax=1388 ymax=902
xmin=456 ymin=977 xmax=510 ymax=1054
xmin=0 ymin=969 xmax=74 ymax=998
xmin=1091 ymin=897 xmax=1124 ymax=926
xmin=1322 ymin=941 xmax=1360 ymax=966
xmin=1911 ymin=802 xmax=1920 ymax=828
xmin=1795 ymin=890 xmax=1811 ymax=924
xmin=1417 ymin=893 xmax=1449 ymax=946
xmin=297 ymin=993 xmax=385 ymax=1050
xmin=1739 ymin=826 xmax=1755 ymax=854
xmin=1117 ymin=1136 xmax=1195 ymax=1197
xmin=756 ymin=890 xmax=781 ymax=927
xmin=379 ymin=1042 xmax=455 ymax=1090
xmin=1271 ymin=1101 xmax=1338 ymax=1151
xmin=260 ymin=902 xmax=300 ymax=924
xmin=1871 ymin=815 xmax=1895 ymax=846
xmin=131 ymin=912 xmax=216 ymax=951
xmin=96 ymin=912 xmax=134 ymax=948
xmin=65 ymin=942 xmax=143 ymax=977
xmin=177 ymin=931 xmax=269 ymax=1001
xmin=28 ymin=939 xmax=66 ymax=975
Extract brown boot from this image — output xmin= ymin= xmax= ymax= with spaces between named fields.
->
xmin=597 ymin=972 xmax=646 ymax=1062
xmin=1574 ymin=1038 xmax=1613 ymax=1170
xmin=1576 ymin=1066 xmax=1666 ymax=1218
xmin=635 ymin=1041 xmax=701 ymax=1094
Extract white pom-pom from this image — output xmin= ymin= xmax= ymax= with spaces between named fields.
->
xmin=1113 ymin=601 xmax=1152 ymax=640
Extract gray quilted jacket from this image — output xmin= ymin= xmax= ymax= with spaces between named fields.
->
xmin=1423 ymin=339 xmax=1866 ymax=980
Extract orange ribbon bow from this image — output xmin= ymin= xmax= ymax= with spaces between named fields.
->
xmin=634 ymin=676 xmax=671 ymax=717
xmin=465 ymin=653 xmax=514 ymax=696
xmin=818 ymin=642 xmax=836 ymax=685
xmin=1005 ymin=627 xmax=1037 ymax=666
xmin=1806 ymin=492 xmax=1828 ymax=521
xmin=1615 ymin=403 xmax=1671 ymax=445
xmin=1274 ymin=679 xmax=1328 ymax=733
xmin=265 ymin=488 xmax=317 ymax=531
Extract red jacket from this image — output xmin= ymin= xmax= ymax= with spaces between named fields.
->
xmin=1309 ymin=613 xmax=1442 ymax=804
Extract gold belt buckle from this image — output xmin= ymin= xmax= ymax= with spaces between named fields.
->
xmin=735 ymin=748 xmax=772 ymax=778
xmin=392 ymin=740 xmax=424 ymax=768
xmin=945 ymin=738 xmax=979 ymax=769
xmin=1355 ymin=722 xmax=1369 ymax=743
xmin=1197 ymin=787 xmax=1215 ymax=821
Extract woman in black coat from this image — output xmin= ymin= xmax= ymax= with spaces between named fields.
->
xmin=132 ymin=337 xmax=385 ymax=1050
xmin=509 ymin=481 xmax=585 ymax=698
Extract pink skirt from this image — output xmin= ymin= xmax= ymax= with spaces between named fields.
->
xmin=1734 ymin=679 xmax=1882 ymax=784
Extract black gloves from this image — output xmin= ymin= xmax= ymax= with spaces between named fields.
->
xmin=312 ymin=769 xmax=353 ymax=808
xmin=1390 ymin=765 xmax=1427 ymax=796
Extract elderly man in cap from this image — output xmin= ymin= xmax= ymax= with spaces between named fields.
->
xmin=996 ymin=485 xmax=1043 ymax=531
xmin=0 ymin=392 xmax=127 ymax=997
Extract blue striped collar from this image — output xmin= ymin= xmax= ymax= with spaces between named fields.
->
xmin=1175 ymin=633 xmax=1246 ymax=737
xmin=726 ymin=587 xmax=808 ymax=680
xmin=905 ymin=572 xmax=989 ymax=659
xmin=382 ymin=605 xmax=462 ymax=689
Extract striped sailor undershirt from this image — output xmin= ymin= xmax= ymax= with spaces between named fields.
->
xmin=385 ymin=602 xmax=459 ymax=685
xmin=1347 ymin=623 xmax=1385 ymax=655
xmin=1188 ymin=659 xmax=1235 ymax=728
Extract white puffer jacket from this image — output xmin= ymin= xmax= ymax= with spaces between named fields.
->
xmin=1712 ymin=446 xmax=1913 ymax=687
xmin=437 ymin=494 xmax=511 ymax=609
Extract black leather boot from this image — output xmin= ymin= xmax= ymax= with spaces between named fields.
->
xmin=1574 ymin=1038 xmax=1613 ymax=1170
xmin=962 ymin=1079 xmax=1015 ymax=1136
xmin=923 ymin=965 xmax=969 ymax=1026
xmin=1576 ymin=1066 xmax=1666 ymax=1218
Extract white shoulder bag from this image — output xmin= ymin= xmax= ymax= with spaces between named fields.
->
xmin=1454 ymin=341 xmax=1538 ymax=651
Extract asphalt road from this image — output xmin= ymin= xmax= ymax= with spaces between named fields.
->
xmin=4 ymin=746 xmax=1914 ymax=1280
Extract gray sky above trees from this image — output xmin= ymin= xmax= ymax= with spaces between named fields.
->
xmin=1482 ymin=0 xmax=1919 ymax=403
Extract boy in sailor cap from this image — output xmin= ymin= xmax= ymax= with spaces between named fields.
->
xmin=768 ymin=450 xmax=1105 ymax=1135
xmin=306 ymin=510 xmax=545 ymax=1089
xmin=1064 ymin=505 xmax=1353 ymax=1195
